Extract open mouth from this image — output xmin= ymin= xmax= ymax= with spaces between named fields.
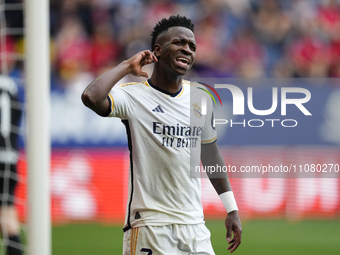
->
xmin=175 ymin=57 xmax=190 ymax=69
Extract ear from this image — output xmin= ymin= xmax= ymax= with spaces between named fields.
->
xmin=153 ymin=44 xmax=161 ymax=57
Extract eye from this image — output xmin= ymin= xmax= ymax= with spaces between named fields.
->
xmin=189 ymin=44 xmax=196 ymax=52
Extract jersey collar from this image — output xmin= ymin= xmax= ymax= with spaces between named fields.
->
xmin=147 ymin=79 xmax=183 ymax=98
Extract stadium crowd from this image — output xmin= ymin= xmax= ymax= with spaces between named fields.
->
xmin=3 ymin=0 xmax=340 ymax=89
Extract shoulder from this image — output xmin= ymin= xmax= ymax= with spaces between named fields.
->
xmin=182 ymin=80 xmax=210 ymax=91
xmin=182 ymin=80 xmax=209 ymax=96
xmin=117 ymin=80 xmax=149 ymax=88
xmin=111 ymin=80 xmax=151 ymax=96
xmin=114 ymin=80 xmax=150 ymax=92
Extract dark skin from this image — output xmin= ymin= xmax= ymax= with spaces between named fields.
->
xmin=82 ymin=26 xmax=242 ymax=253
xmin=151 ymin=26 xmax=197 ymax=93
xmin=201 ymin=141 xmax=242 ymax=253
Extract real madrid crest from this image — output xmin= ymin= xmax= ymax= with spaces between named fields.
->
xmin=192 ymin=103 xmax=202 ymax=118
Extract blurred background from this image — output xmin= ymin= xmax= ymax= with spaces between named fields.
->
xmin=1 ymin=0 xmax=340 ymax=254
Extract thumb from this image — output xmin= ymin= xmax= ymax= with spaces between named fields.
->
xmin=140 ymin=72 xmax=149 ymax=78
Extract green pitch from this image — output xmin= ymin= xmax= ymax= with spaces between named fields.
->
xmin=51 ymin=220 xmax=340 ymax=255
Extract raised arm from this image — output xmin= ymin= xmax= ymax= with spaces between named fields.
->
xmin=201 ymin=141 xmax=242 ymax=253
xmin=81 ymin=50 xmax=158 ymax=116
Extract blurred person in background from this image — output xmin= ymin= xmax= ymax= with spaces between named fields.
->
xmin=251 ymin=0 xmax=292 ymax=74
xmin=316 ymin=0 xmax=340 ymax=77
xmin=287 ymin=21 xmax=331 ymax=78
xmin=42 ymin=0 xmax=340 ymax=89
xmin=225 ymin=28 xmax=266 ymax=78
xmin=46 ymin=0 xmax=340 ymax=86
xmin=54 ymin=15 xmax=92 ymax=86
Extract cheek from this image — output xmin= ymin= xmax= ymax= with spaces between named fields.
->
xmin=160 ymin=49 xmax=172 ymax=59
xmin=191 ymin=54 xmax=196 ymax=64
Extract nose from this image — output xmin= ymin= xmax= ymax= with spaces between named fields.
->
xmin=181 ymin=43 xmax=193 ymax=55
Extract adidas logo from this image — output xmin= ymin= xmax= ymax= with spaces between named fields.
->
xmin=134 ymin=211 xmax=141 ymax=219
xmin=152 ymin=105 xmax=164 ymax=113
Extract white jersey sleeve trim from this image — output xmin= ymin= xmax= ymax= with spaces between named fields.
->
xmin=201 ymin=137 xmax=217 ymax=144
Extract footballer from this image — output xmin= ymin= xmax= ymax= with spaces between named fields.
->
xmin=82 ymin=15 xmax=242 ymax=254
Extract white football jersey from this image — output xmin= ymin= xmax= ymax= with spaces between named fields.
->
xmin=108 ymin=79 xmax=217 ymax=232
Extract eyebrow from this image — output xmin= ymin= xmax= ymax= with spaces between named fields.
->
xmin=172 ymin=38 xmax=197 ymax=48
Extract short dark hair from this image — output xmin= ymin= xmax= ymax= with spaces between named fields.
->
xmin=150 ymin=15 xmax=194 ymax=50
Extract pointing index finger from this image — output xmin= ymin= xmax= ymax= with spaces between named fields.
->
xmin=151 ymin=51 xmax=158 ymax=62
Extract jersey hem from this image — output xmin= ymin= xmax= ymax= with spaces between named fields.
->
xmin=123 ymin=219 xmax=205 ymax=232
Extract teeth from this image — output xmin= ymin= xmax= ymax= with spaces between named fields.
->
xmin=178 ymin=58 xmax=189 ymax=64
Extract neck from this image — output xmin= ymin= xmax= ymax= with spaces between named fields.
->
xmin=150 ymin=65 xmax=183 ymax=94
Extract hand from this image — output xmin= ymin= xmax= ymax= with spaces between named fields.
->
xmin=127 ymin=50 xmax=158 ymax=78
xmin=225 ymin=210 xmax=242 ymax=253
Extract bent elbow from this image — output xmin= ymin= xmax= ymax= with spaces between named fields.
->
xmin=81 ymin=92 xmax=92 ymax=108
xmin=81 ymin=91 xmax=110 ymax=117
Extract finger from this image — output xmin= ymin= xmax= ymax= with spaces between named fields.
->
xmin=139 ymin=72 xmax=149 ymax=78
xmin=142 ymin=50 xmax=152 ymax=56
xmin=145 ymin=51 xmax=158 ymax=63
xmin=229 ymin=228 xmax=242 ymax=253
xmin=140 ymin=52 xmax=157 ymax=65
xmin=233 ymin=226 xmax=242 ymax=244
xmin=228 ymin=237 xmax=235 ymax=244
xmin=227 ymin=238 xmax=235 ymax=249
xmin=227 ymin=241 xmax=235 ymax=251
xmin=144 ymin=50 xmax=154 ymax=59
xmin=151 ymin=51 xmax=158 ymax=62
xmin=139 ymin=51 xmax=147 ymax=60
xmin=229 ymin=240 xmax=240 ymax=253
xmin=139 ymin=51 xmax=151 ymax=61
xmin=144 ymin=58 xmax=156 ymax=65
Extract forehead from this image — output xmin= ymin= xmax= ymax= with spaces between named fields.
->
xmin=164 ymin=26 xmax=195 ymax=42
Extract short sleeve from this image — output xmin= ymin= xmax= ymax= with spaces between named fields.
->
xmin=107 ymin=85 xmax=136 ymax=119
xmin=201 ymin=97 xmax=217 ymax=144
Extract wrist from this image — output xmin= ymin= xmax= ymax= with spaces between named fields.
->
xmin=120 ymin=60 xmax=133 ymax=75
xmin=219 ymin=191 xmax=238 ymax=213
xmin=227 ymin=210 xmax=238 ymax=216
